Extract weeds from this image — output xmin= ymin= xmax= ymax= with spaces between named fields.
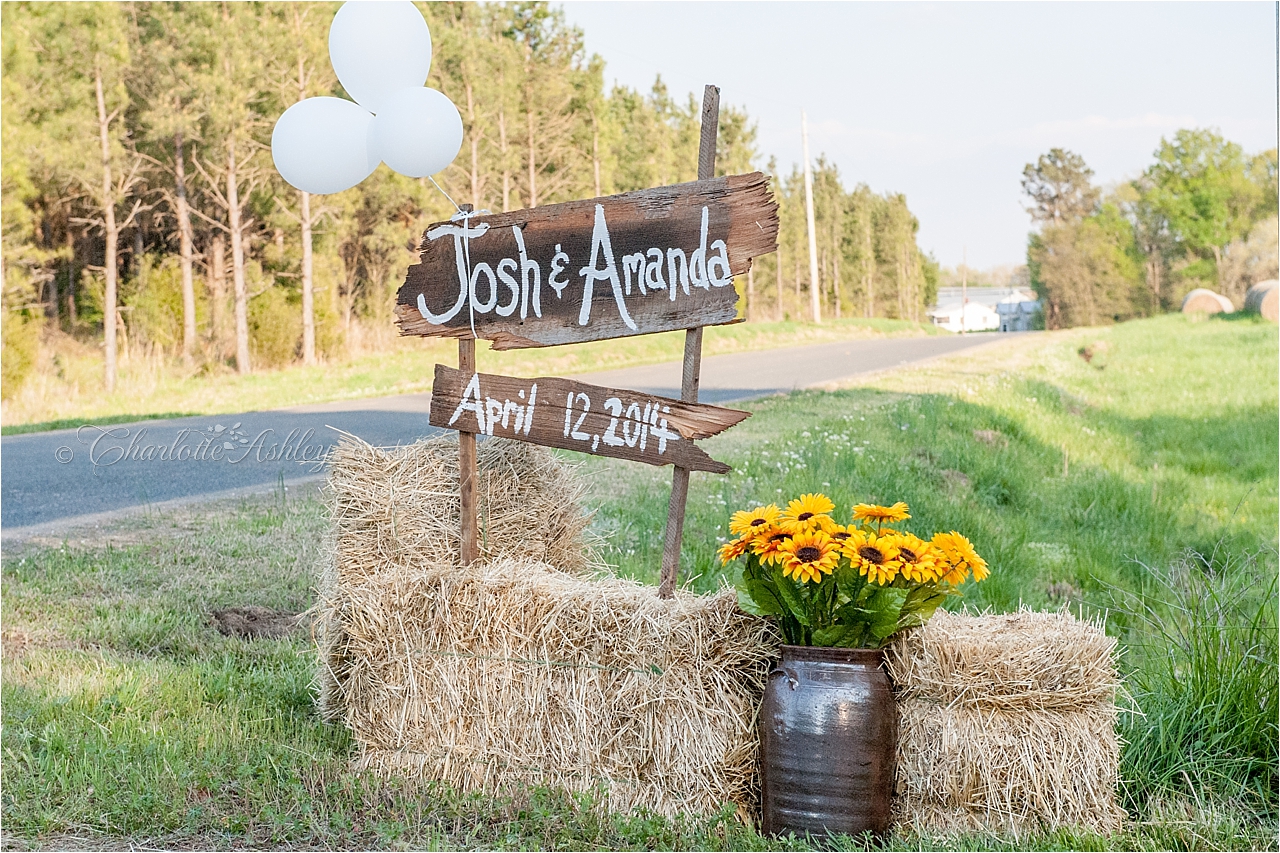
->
xmin=1114 ymin=549 xmax=1279 ymax=819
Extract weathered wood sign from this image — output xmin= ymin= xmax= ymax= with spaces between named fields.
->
xmin=395 ymin=173 xmax=779 ymax=349
xmin=429 ymin=365 xmax=748 ymax=474
xmin=409 ymin=84 xmax=773 ymax=598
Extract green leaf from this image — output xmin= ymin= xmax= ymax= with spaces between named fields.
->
xmin=771 ymin=568 xmax=812 ymax=627
xmin=737 ymin=578 xmax=785 ymax=617
xmin=833 ymin=560 xmax=863 ymax=596
xmin=812 ymin=625 xmax=851 ymax=647
xmin=863 ymin=586 xmax=909 ymax=641
xmin=899 ymin=588 xmax=949 ymax=629
xmin=779 ymin=614 xmax=805 ymax=645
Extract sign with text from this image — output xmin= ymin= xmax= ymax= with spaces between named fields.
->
xmin=429 ymin=365 xmax=749 ymax=473
xmin=396 ymin=173 xmax=778 ymax=350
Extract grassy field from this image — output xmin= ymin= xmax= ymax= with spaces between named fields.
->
xmin=1 ymin=317 xmax=939 ymax=433
xmin=2 ymin=313 xmax=1276 ymax=850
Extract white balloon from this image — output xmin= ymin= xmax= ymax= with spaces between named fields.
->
xmin=372 ymin=87 xmax=463 ymax=178
xmin=329 ymin=1 xmax=431 ymax=115
xmin=271 ymin=97 xmax=379 ymax=195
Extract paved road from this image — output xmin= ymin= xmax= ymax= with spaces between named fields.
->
xmin=1 ymin=333 xmax=1000 ymax=535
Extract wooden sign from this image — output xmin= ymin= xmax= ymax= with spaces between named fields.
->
xmin=395 ymin=173 xmax=779 ymax=350
xmin=429 ymin=365 xmax=748 ymax=474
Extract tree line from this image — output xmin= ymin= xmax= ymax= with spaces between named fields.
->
xmin=1023 ymin=132 xmax=1278 ymax=329
xmin=1 ymin=1 xmax=936 ymax=399
xmin=751 ymin=156 xmax=938 ymax=325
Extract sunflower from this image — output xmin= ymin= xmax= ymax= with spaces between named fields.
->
xmin=852 ymin=501 xmax=911 ymax=525
xmin=780 ymin=493 xmax=836 ymax=533
xmin=717 ymin=534 xmax=751 ymax=564
xmin=729 ymin=504 xmax=780 ymax=537
xmin=893 ymin=532 xmax=944 ymax=584
xmin=843 ymin=529 xmax=901 ymax=585
xmin=931 ymin=531 xmax=989 ymax=584
xmin=826 ymin=523 xmax=854 ymax=545
xmin=750 ymin=528 xmax=794 ymax=565
xmin=778 ymin=530 xmax=840 ymax=584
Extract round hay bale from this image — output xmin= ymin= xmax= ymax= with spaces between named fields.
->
xmin=1245 ymin=279 xmax=1278 ymax=322
xmin=1181 ymin=288 xmax=1232 ymax=314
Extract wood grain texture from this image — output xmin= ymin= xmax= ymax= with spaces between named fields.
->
xmin=429 ymin=365 xmax=747 ymax=474
xmin=395 ymin=173 xmax=778 ymax=350
xmin=661 ymin=84 xmax=721 ymax=600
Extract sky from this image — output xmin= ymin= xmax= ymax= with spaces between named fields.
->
xmin=558 ymin=1 xmax=1279 ymax=271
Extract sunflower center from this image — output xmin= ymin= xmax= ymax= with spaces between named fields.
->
xmin=770 ymin=532 xmax=792 ymax=544
xmin=796 ymin=546 xmax=822 ymax=563
xmin=797 ymin=511 xmax=813 ymax=522
xmin=899 ymin=547 xmax=918 ymax=563
xmin=750 ymin=517 xmax=768 ymax=526
xmin=859 ymin=546 xmax=885 ymax=564
xmin=832 ymin=531 xmax=850 ymax=541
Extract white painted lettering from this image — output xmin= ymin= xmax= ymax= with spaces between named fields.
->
xmin=577 ymin=203 xmax=637 ymax=330
xmin=622 ymin=252 xmax=646 ymax=295
xmin=644 ymin=248 xmax=665 ymax=294
xmin=512 ymin=226 xmax=542 ymax=319
xmin=448 ymin=373 xmax=485 ymax=432
xmin=548 ymin=244 xmax=570 ymax=297
xmin=470 ymin=262 xmax=498 ymax=314
xmin=495 ymin=257 xmax=519 ymax=317
xmin=666 ymin=248 xmax=690 ymax=300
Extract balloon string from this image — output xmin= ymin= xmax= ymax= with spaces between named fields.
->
xmin=426 ymin=176 xmax=494 ymax=343
xmin=428 ymin=175 xmax=462 ymax=214
xmin=433 ymin=177 xmax=477 ymax=340
xmin=462 ymin=215 xmax=477 ymax=340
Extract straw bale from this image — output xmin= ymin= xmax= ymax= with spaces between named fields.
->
xmin=1181 ymin=288 xmax=1233 ymax=314
xmin=892 ymin=699 xmax=1125 ymax=838
xmin=1245 ymin=279 xmax=1278 ymax=321
xmin=325 ymin=434 xmax=600 ymax=586
xmin=885 ymin=609 xmax=1120 ymax=710
xmin=317 ymin=435 xmax=601 ymax=719
xmin=321 ymin=556 xmax=779 ymax=817
xmin=887 ymin=609 xmax=1124 ymax=838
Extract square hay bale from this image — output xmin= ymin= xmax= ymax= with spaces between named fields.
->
xmin=330 ymin=558 xmax=776 ymax=816
xmin=317 ymin=436 xmax=779 ymax=817
xmin=885 ymin=610 xmax=1126 ymax=838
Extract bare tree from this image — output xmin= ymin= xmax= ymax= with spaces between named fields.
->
xmin=83 ymin=61 xmax=146 ymax=391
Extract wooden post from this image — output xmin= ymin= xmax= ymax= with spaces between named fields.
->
xmin=659 ymin=83 xmax=719 ymax=599
xmin=457 ymin=204 xmax=480 ymax=567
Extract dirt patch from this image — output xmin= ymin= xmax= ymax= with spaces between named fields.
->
xmin=972 ymin=429 xmax=1008 ymax=447
xmin=1046 ymin=580 xmax=1082 ymax=604
xmin=940 ymin=469 xmax=971 ymax=491
xmin=210 ymin=606 xmax=301 ymax=640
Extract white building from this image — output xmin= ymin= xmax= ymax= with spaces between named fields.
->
xmin=929 ymin=286 xmax=1041 ymax=333
xmin=928 ymin=300 xmax=1000 ymax=333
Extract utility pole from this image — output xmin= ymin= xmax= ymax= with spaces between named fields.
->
xmin=802 ymin=111 xmax=821 ymax=323
xmin=960 ymin=245 xmax=968 ymax=334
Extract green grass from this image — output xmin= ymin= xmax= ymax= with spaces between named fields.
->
xmin=1 ymin=317 xmax=939 ymax=433
xmin=3 ymin=313 xmax=1276 ymax=850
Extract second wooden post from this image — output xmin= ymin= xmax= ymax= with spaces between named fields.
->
xmin=658 ymin=83 xmax=720 ymax=599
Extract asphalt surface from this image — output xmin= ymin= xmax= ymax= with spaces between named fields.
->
xmin=1 ymin=332 xmax=1000 ymax=536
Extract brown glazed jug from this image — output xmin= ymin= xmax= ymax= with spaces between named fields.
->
xmin=758 ymin=645 xmax=897 ymax=839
